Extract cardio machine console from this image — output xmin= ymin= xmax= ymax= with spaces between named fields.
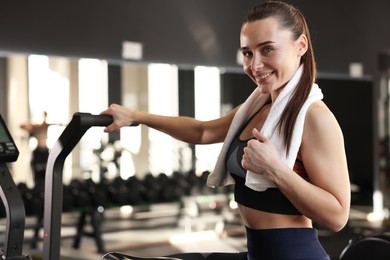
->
xmin=0 ymin=114 xmax=19 ymax=162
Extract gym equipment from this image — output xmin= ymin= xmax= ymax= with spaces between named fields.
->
xmin=1 ymin=111 xmax=373 ymax=260
xmin=0 ymin=115 xmax=18 ymax=162
xmin=101 ymin=252 xmax=248 ymax=260
xmin=42 ymin=112 xmax=127 ymax=260
xmin=41 ymin=112 xmax=248 ymax=260
xmin=0 ymin=114 xmax=30 ymax=259
xmin=339 ymin=233 xmax=390 ymax=259
xmin=101 ymin=252 xmax=180 ymax=260
xmin=2 ymin=110 xmax=389 ymax=260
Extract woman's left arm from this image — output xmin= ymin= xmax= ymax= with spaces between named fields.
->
xmin=242 ymin=101 xmax=350 ymax=232
xmin=279 ymin=101 xmax=350 ymax=231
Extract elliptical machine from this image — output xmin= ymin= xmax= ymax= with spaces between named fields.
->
xmin=42 ymin=112 xmax=247 ymax=260
xmin=0 ymin=114 xmax=30 ymax=259
xmin=42 ymin=112 xmax=119 ymax=260
xmin=4 ymin=111 xmax=390 ymax=259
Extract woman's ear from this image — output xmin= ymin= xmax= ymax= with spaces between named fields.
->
xmin=297 ymin=34 xmax=308 ymax=57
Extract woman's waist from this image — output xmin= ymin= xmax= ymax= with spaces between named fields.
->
xmin=237 ymin=203 xmax=312 ymax=230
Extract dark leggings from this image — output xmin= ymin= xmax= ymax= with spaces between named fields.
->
xmin=169 ymin=252 xmax=247 ymax=260
xmin=246 ymin=227 xmax=330 ymax=259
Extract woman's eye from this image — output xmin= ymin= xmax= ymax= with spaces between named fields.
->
xmin=262 ymin=47 xmax=273 ymax=54
xmin=242 ymin=51 xmax=252 ymax=57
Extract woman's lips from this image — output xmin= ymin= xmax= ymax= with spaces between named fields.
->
xmin=255 ymin=71 xmax=274 ymax=82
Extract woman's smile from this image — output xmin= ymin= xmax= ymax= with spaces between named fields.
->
xmin=256 ymin=71 xmax=274 ymax=82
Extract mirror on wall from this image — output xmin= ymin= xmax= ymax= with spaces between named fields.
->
xmin=2 ymin=53 xmax=229 ymax=187
xmin=1 ymin=51 xmax=388 ymax=224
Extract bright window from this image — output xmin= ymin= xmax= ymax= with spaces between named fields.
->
xmin=194 ymin=66 xmax=222 ymax=173
xmin=147 ymin=63 xmax=180 ymax=175
xmin=78 ymin=58 xmax=109 ymax=181
xmin=27 ymin=55 xmax=69 ymax=148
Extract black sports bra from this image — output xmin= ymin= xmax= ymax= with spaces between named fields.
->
xmin=226 ymin=134 xmax=303 ymax=215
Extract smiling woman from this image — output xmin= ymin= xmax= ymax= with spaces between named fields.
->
xmin=240 ymin=18 xmax=307 ymax=94
xmin=101 ymin=1 xmax=350 ymax=259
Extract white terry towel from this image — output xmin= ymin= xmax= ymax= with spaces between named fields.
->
xmin=246 ymin=65 xmax=323 ymax=191
xmin=206 ymin=65 xmax=323 ymax=191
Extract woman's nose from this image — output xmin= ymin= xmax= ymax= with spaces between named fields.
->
xmin=251 ymin=54 xmax=264 ymax=71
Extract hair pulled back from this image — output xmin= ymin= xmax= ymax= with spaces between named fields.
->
xmin=244 ymin=1 xmax=316 ymax=155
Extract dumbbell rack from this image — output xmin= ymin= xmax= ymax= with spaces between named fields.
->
xmin=43 ymin=113 xmax=115 ymax=260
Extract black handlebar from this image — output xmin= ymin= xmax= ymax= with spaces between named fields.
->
xmin=76 ymin=113 xmax=113 ymax=127
xmin=43 ymin=112 xmax=138 ymax=260
xmin=72 ymin=112 xmax=139 ymax=128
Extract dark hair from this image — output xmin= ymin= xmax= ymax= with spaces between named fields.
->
xmin=244 ymin=1 xmax=316 ymax=155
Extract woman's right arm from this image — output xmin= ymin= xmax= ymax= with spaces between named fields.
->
xmin=101 ymin=104 xmax=239 ymax=145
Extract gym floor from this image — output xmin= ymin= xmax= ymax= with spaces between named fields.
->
xmin=5 ymin=202 xmax=388 ymax=260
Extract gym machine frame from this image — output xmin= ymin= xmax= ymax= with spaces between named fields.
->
xmin=43 ymin=113 xmax=118 ymax=260
xmin=0 ymin=114 xmax=29 ymax=259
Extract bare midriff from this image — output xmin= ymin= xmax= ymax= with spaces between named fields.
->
xmin=238 ymin=203 xmax=312 ymax=229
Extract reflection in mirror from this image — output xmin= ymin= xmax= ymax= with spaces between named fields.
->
xmin=6 ymin=55 xmax=228 ymax=185
xmin=78 ymin=58 xmax=109 ymax=183
xmin=21 ymin=57 xmax=226 ymax=184
xmin=120 ymin=63 xmax=223 ymax=179
xmin=194 ymin=66 xmax=222 ymax=172
xmin=147 ymin=64 xmax=180 ymax=176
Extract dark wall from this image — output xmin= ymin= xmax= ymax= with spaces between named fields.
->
xmin=108 ymin=65 xmax=122 ymax=142
xmin=319 ymin=77 xmax=376 ymax=205
xmin=0 ymin=1 xmax=390 ymax=76
xmin=0 ymin=0 xmax=251 ymax=67
xmin=0 ymin=58 xmax=7 ymax=119
xmin=221 ymin=72 xmax=256 ymax=107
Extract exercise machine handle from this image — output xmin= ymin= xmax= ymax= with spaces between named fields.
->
xmin=69 ymin=112 xmax=139 ymax=128
xmin=43 ymin=112 xmax=137 ymax=260
xmin=74 ymin=113 xmax=113 ymax=127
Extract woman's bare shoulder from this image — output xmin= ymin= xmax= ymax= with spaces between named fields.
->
xmin=304 ymin=100 xmax=343 ymax=141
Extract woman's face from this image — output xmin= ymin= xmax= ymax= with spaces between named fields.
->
xmin=240 ymin=17 xmax=307 ymax=96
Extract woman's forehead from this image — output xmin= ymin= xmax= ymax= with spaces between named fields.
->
xmin=240 ymin=18 xmax=292 ymax=47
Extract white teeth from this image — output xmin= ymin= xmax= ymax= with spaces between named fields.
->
xmin=259 ymin=72 xmax=272 ymax=79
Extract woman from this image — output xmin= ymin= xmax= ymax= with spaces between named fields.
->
xmin=20 ymin=111 xmax=50 ymax=185
xmin=101 ymin=1 xmax=350 ymax=259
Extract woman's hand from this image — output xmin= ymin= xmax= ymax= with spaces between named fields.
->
xmin=100 ymin=104 xmax=137 ymax=133
xmin=241 ymin=128 xmax=286 ymax=182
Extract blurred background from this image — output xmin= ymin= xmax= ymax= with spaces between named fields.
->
xmin=0 ymin=0 xmax=389 ymax=259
